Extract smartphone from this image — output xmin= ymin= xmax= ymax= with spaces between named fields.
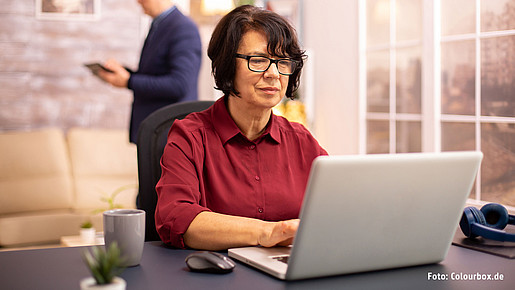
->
xmin=84 ymin=63 xmax=114 ymax=76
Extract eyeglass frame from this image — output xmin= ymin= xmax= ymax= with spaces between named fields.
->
xmin=235 ymin=53 xmax=298 ymax=76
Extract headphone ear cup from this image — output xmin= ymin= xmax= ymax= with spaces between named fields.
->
xmin=480 ymin=203 xmax=509 ymax=230
xmin=460 ymin=207 xmax=486 ymax=238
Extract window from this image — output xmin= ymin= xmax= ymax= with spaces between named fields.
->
xmin=360 ymin=0 xmax=515 ymax=207
xmin=363 ymin=0 xmax=423 ymax=154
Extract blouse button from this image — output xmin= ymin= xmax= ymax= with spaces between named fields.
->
xmin=255 ymin=176 xmax=260 ymax=181
xmin=249 ymin=145 xmax=256 ymax=150
xmin=258 ymin=208 xmax=263 ymax=213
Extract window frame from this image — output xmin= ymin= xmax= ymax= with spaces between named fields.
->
xmin=359 ymin=0 xmax=515 ymax=209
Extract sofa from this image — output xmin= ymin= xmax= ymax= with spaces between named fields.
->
xmin=0 ymin=127 xmax=138 ymax=247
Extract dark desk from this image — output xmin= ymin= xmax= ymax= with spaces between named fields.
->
xmin=0 ymin=242 xmax=513 ymax=290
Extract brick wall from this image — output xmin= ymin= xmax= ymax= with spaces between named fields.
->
xmin=0 ymin=0 xmax=147 ymax=133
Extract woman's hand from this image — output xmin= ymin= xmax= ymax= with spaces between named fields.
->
xmin=98 ymin=59 xmax=130 ymax=88
xmin=183 ymin=212 xmax=299 ymax=250
xmin=258 ymin=219 xmax=300 ymax=247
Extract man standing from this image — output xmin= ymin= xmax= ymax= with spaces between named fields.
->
xmin=100 ymin=0 xmax=202 ymax=143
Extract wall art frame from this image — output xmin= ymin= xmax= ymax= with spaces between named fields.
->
xmin=35 ymin=0 xmax=101 ymax=21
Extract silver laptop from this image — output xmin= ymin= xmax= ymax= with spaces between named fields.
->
xmin=228 ymin=151 xmax=483 ymax=280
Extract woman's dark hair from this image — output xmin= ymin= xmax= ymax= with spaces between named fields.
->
xmin=207 ymin=5 xmax=305 ymax=100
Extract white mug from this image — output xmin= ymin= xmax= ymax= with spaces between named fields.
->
xmin=103 ymin=209 xmax=145 ymax=267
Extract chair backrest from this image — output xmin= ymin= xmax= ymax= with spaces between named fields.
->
xmin=136 ymin=100 xmax=215 ymax=241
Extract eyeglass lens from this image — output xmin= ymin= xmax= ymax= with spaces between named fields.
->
xmin=248 ymin=56 xmax=295 ymax=75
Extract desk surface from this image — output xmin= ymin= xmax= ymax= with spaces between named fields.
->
xmin=0 ymin=242 xmax=513 ymax=290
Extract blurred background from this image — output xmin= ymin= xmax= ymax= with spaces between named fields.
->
xmin=0 ymin=0 xmax=513 ymax=207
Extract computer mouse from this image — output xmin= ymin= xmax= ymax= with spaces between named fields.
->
xmin=185 ymin=251 xmax=236 ymax=274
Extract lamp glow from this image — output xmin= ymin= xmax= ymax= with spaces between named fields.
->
xmin=201 ymin=0 xmax=235 ymax=15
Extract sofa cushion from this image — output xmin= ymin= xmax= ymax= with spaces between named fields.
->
xmin=67 ymin=128 xmax=138 ymax=210
xmin=0 ymin=210 xmax=103 ymax=247
xmin=0 ymin=128 xmax=74 ymax=215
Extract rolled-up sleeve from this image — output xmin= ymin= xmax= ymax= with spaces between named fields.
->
xmin=155 ymin=120 xmax=211 ymax=248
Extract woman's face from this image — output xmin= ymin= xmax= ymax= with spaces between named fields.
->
xmin=233 ymin=30 xmax=289 ymax=111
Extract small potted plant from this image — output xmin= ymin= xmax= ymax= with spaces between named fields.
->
xmin=80 ymin=242 xmax=126 ymax=290
xmin=80 ymin=220 xmax=96 ymax=244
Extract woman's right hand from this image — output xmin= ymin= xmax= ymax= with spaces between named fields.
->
xmin=258 ymin=219 xmax=300 ymax=247
xmin=183 ymin=212 xmax=300 ymax=250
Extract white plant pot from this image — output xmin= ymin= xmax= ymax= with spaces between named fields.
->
xmin=80 ymin=276 xmax=126 ymax=290
xmin=80 ymin=228 xmax=96 ymax=243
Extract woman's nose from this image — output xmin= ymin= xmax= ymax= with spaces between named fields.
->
xmin=264 ymin=63 xmax=280 ymax=79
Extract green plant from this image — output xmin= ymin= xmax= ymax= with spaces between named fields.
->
xmin=93 ymin=184 xmax=138 ymax=214
xmin=235 ymin=0 xmax=255 ymax=6
xmin=80 ymin=220 xmax=93 ymax=229
xmin=81 ymin=242 xmax=125 ymax=285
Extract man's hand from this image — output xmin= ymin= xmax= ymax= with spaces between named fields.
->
xmin=98 ymin=59 xmax=130 ymax=88
xmin=258 ymin=219 xmax=299 ymax=247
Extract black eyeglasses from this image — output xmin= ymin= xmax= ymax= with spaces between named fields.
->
xmin=235 ymin=54 xmax=297 ymax=76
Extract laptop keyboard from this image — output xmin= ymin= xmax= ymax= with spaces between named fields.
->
xmin=272 ymin=255 xmax=290 ymax=264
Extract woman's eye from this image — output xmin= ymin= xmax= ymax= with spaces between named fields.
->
xmin=251 ymin=58 xmax=268 ymax=65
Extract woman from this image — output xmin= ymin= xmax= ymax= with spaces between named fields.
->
xmin=155 ymin=5 xmax=327 ymax=250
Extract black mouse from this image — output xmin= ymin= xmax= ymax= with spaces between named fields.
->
xmin=185 ymin=251 xmax=236 ymax=274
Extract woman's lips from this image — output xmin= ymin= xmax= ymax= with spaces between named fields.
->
xmin=259 ymin=87 xmax=280 ymax=94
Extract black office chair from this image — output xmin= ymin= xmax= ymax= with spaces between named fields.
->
xmin=136 ymin=100 xmax=215 ymax=241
